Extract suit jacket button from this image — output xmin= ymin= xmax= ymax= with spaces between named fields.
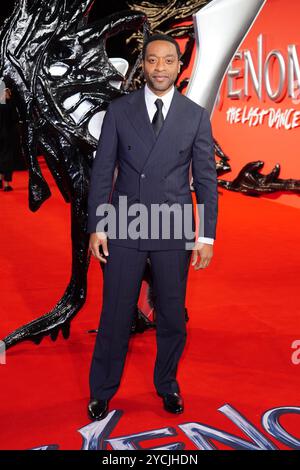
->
xmin=141 ymin=173 xmax=146 ymax=178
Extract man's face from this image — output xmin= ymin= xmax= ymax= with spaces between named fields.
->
xmin=142 ymin=40 xmax=181 ymax=95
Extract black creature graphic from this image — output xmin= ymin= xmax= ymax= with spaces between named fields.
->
xmin=1 ymin=0 xmax=299 ymax=349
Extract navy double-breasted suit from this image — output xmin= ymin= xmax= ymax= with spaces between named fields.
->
xmin=87 ymin=86 xmax=218 ymax=249
xmin=87 ymin=85 xmax=218 ymax=400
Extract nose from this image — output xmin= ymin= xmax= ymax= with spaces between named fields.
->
xmin=154 ymin=58 xmax=166 ymax=71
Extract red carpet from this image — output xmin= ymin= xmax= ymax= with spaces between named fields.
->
xmin=0 ymin=160 xmax=299 ymax=450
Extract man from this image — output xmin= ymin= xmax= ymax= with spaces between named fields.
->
xmin=87 ymin=33 xmax=218 ymax=420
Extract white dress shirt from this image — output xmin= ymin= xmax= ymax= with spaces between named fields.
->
xmin=144 ymin=83 xmax=214 ymax=246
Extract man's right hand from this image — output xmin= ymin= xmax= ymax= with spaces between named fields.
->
xmin=89 ymin=232 xmax=109 ymax=263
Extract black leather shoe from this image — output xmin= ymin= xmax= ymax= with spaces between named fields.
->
xmin=87 ymin=398 xmax=109 ymax=421
xmin=158 ymin=392 xmax=184 ymax=414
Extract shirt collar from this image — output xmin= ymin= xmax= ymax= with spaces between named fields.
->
xmin=144 ymin=83 xmax=175 ymax=109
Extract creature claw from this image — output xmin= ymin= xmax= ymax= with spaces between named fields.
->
xmin=32 ymin=334 xmax=44 ymax=345
xmin=50 ymin=328 xmax=60 ymax=341
xmin=2 ymin=280 xmax=85 ymax=350
xmin=61 ymin=322 xmax=71 ymax=340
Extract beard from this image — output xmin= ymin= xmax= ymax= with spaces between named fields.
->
xmin=145 ymin=74 xmax=176 ymax=93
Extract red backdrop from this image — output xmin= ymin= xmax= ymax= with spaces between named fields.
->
xmin=179 ymin=0 xmax=300 ymax=209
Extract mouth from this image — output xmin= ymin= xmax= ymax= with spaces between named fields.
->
xmin=152 ymin=75 xmax=169 ymax=83
xmin=153 ymin=76 xmax=169 ymax=82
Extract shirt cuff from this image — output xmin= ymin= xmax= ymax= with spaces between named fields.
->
xmin=197 ymin=237 xmax=214 ymax=245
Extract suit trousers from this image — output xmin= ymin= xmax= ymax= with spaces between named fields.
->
xmin=89 ymin=243 xmax=192 ymax=400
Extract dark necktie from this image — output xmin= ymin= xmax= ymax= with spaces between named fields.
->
xmin=152 ymin=98 xmax=164 ymax=137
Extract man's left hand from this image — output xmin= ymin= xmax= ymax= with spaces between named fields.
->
xmin=191 ymin=242 xmax=213 ymax=270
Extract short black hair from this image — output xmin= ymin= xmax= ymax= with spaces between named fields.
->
xmin=142 ymin=33 xmax=181 ymax=61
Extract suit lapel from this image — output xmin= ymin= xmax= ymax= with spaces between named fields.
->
xmin=124 ymin=85 xmax=183 ymax=171
xmin=124 ymin=87 xmax=156 ymax=153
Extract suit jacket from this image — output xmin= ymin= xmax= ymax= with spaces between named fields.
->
xmin=87 ymin=85 xmax=218 ymax=251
